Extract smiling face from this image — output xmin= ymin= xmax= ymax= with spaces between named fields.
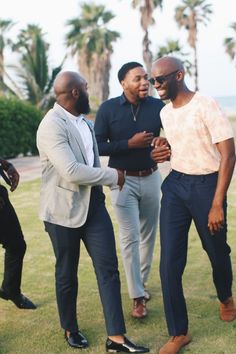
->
xmin=151 ymin=65 xmax=179 ymax=101
xmin=150 ymin=57 xmax=184 ymax=101
xmin=121 ymin=66 xmax=149 ymax=103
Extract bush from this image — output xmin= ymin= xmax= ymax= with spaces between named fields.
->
xmin=0 ymin=97 xmax=43 ymax=157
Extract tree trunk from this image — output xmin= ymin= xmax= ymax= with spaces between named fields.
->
xmin=142 ymin=31 xmax=152 ymax=75
xmin=142 ymin=31 xmax=154 ymax=95
xmin=78 ymin=50 xmax=111 ymax=110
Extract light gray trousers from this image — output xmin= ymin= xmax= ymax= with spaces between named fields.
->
xmin=110 ymin=170 xmax=161 ymax=299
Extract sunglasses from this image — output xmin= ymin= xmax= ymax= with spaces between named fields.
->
xmin=148 ymin=70 xmax=179 ymax=85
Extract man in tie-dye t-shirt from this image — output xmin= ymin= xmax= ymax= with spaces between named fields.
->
xmin=150 ymin=56 xmax=236 ymax=354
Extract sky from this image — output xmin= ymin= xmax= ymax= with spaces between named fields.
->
xmin=2 ymin=0 xmax=236 ymax=98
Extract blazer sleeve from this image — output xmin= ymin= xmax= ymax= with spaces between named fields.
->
xmin=36 ymin=115 xmax=118 ymax=187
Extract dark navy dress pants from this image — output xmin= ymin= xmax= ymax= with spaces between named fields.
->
xmin=45 ymin=186 xmax=126 ymax=336
xmin=160 ymin=170 xmax=232 ymax=336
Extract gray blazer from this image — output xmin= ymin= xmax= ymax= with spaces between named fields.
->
xmin=36 ymin=103 xmax=118 ymax=228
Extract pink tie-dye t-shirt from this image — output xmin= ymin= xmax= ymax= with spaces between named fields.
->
xmin=161 ymin=92 xmax=234 ymax=174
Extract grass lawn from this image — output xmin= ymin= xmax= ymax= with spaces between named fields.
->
xmin=0 ymin=175 xmax=235 ymax=354
xmin=0 ymin=116 xmax=236 ymax=354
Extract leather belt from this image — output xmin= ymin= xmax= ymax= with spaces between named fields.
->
xmin=124 ymin=166 xmax=157 ymax=177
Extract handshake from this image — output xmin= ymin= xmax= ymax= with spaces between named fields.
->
xmin=115 ymin=137 xmax=171 ymax=190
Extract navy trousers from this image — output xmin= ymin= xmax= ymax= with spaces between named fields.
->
xmin=45 ymin=186 xmax=126 ymax=336
xmin=0 ymin=185 xmax=26 ymax=297
xmin=160 ymin=170 xmax=232 ymax=336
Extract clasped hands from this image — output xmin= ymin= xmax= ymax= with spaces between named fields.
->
xmin=116 ymin=136 xmax=171 ymax=190
xmin=150 ymin=137 xmax=171 ymax=163
xmin=128 ymin=132 xmax=171 ymax=162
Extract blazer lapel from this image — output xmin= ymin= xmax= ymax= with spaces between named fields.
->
xmin=53 ymin=103 xmax=89 ymax=165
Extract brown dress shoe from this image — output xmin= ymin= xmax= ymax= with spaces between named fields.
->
xmin=159 ymin=334 xmax=192 ymax=354
xmin=131 ymin=297 xmax=147 ymax=318
xmin=220 ymin=296 xmax=236 ymax=322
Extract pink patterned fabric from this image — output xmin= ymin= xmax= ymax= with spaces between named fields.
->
xmin=161 ymin=92 xmax=234 ymax=174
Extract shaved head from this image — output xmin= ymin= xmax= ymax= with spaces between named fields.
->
xmin=53 ymin=71 xmax=90 ymax=115
xmin=54 ymin=71 xmax=86 ymax=98
xmin=152 ymin=56 xmax=184 ymax=75
xmin=151 ymin=56 xmax=187 ymax=101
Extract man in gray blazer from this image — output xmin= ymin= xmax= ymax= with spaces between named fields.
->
xmin=36 ymin=71 xmax=149 ymax=353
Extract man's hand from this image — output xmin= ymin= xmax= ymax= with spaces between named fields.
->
xmin=207 ymin=138 xmax=235 ymax=235
xmin=208 ymin=204 xmax=225 ymax=235
xmin=5 ymin=165 xmax=20 ymax=192
xmin=128 ymin=131 xmax=154 ymax=149
xmin=116 ymin=169 xmax=125 ymax=190
xmin=150 ymin=137 xmax=171 ymax=163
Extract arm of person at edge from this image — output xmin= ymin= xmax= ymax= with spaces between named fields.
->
xmin=94 ymin=107 xmax=155 ymax=156
xmin=208 ymin=138 xmax=235 ymax=235
xmin=0 ymin=158 xmax=20 ymax=192
xmin=150 ymin=137 xmax=171 ymax=163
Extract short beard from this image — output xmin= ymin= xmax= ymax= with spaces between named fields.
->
xmin=76 ymin=91 xmax=90 ymax=115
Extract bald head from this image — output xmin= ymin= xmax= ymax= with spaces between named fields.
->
xmin=54 ymin=71 xmax=86 ymax=98
xmin=53 ymin=71 xmax=90 ymax=115
xmin=152 ymin=56 xmax=184 ymax=75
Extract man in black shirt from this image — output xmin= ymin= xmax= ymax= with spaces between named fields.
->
xmin=0 ymin=158 xmax=36 ymax=309
xmin=95 ymin=62 xmax=164 ymax=318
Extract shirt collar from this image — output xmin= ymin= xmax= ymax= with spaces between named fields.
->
xmin=60 ymin=106 xmax=84 ymax=123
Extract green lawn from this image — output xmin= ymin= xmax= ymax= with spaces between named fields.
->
xmin=1 ymin=115 xmax=236 ymax=354
xmin=0 ymin=174 xmax=236 ymax=354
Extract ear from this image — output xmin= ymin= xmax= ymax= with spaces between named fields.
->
xmin=176 ymin=71 xmax=184 ymax=82
xmin=71 ymin=88 xmax=79 ymax=98
xmin=120 ymin=80 xmax=126 ymax=90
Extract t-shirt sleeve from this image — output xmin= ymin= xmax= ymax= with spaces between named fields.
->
xmin=201 ymin=97 xmax=234 ymax=144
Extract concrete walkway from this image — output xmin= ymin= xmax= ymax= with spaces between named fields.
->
xmin=9 ymin=156 xmax=42 ymax=182
xmin=8 ymin=155 xmax=235 ymax=183
xmin=8 ymin=156 xmax=172 ymax=182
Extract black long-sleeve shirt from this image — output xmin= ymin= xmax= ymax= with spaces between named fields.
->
xmin=94 ymin=94 xmax=164 ymax=171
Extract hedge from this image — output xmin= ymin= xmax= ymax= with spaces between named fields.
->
xmin=0 ymin=97 xmax=43 ymax=157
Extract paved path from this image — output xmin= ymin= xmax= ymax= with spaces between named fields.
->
xmin=8 ymin=155 xmax=235 ymax=183
xmin=8 ymin=156 xmax=172 ymax=182
xmin=9 ymin=156 xmax=42 ymax=182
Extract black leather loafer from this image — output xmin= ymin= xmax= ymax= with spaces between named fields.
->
xmin=106 ymin=336 xmax=149 ymax=353
xmin=65 ymin=330 xmax=89 ymax=349
xmin=0 ymin=288 xmax=36 ymax=309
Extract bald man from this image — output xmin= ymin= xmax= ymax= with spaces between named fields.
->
xmin=150 ymin=57 xmax=236 ymax=354
xmin=36 ymin=71 xmax=149 ymax=353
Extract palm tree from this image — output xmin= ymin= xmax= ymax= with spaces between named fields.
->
xmin=0 ymin=19 xmax=20 ymax=96
xmin=175 ymin=0 xmax=212 ymax=90
xmin=13 ymin=24 xmax=63 ymax=109
xmin=224 ymin=22 xmax=236 ymax=63
xmin=66 ymin=2 xmax=120 ymax=109
xmin=155 ymin=39 xmax=193 ymax=76
xmin=131 ymin=0 xmax=163 ymax=76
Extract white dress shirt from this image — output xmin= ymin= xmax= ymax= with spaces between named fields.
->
xmin=62 ymin=107 xmax=94 ymax=167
